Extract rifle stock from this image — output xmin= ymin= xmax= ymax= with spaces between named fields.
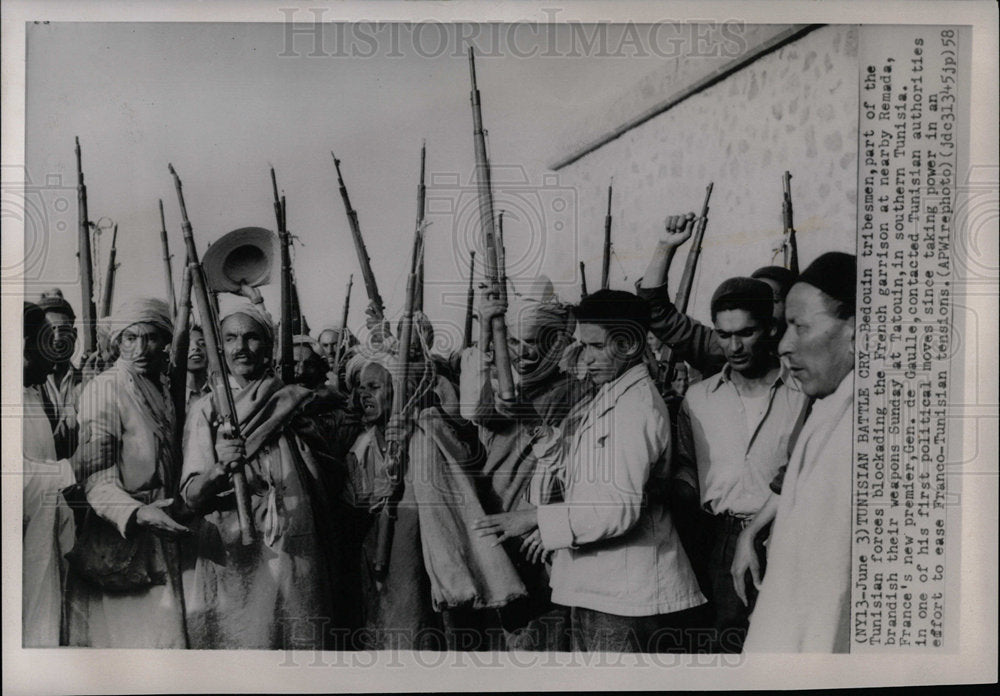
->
xmin=462 ymin=251 xmax=476 ymax=349
xmin=169 ymin=163 xmax=256 ymax=545
xmin=332 ymin=152 xmax=385 ymax=321
xmin=674 ymin=183 xmax=714 ymax=314
xmin=782 ymin=171 xmax=799 ymax=276
xmin=373 ymin=219 xmax=421 ymax=580
xmin=468 ymin=47 xmax=515 ymax=400
xmin=169 ymin=264 xmax=193 ymax=443
xmin=75 ymin=137 xmax=98 ymax=354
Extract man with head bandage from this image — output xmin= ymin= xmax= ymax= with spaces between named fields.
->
xmin=455 ymin=276 xmax=594 ymax=650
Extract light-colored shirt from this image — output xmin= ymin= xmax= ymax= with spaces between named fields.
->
xmin=745 ymin=370 xmax=854 ymax=653
xmin=678 ymin=364 xmax=809 ymax=517
xmin=537 ymin=363 xmax=705 ymax=617
xmin=22 ymin=386 xmax=75 ymax=647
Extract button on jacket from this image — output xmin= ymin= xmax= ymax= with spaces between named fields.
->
xmin=537 ymin=363 xmax=706 ymax=617
xmin=678 ymin=364 xmax=809 ymax=516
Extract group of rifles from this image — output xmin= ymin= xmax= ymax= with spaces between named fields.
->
xmin=22 ymin=49 xmax=859 ymax=654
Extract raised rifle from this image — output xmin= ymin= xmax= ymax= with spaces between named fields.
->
xmin=159 ymin=199 xmax=177 ymax=315
xmin=462 ymin=251 xmax=476 ymax=349
xmin=497 ymin=211 xmax=508 ymax=306
xmin=781 ymin=171 xmax=800 ymax=276
xmin=169 ymin=163 xmax=256 ymax=545
xmin=468 ymin=47 xmax=515 ymax=400
xmin=100 ymin=224 xmax=119 ymax=318
xmin=601 ymin=182 xmax=613 ymax=290
xmin=168 ymin=264 xmax=193 ymax=443
xmin=579 ymin=260 xmax=589 ymax=298
xmin=333 ymin=274 xmax=353 ymax=373
xmin=271 ymin=169 xmax=295 ymax=384
xmin=674 ymin=183 xmax=714 ymax=314
xmin=332 ymin=153 xmax=385 ymax=322
xmin=75 ymin=137 xmax=98 ymax=354
xmin=414 ymin=142 xmax=427 ymax=314
xmin=373 ymin=210 xmax=422 ymax=580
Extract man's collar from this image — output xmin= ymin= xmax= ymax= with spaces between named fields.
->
xmin=708 ymin=361 xmax=798 ymax=393
xmin=596 ymin=362 xmax=649 ymax=403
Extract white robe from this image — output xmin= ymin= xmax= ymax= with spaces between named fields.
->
xmin=22 ymin=386 xmax=75 ymax=647
xmin=744 ymin=371 xmax=854 ymax=653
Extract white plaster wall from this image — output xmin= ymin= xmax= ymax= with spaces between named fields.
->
xmin=553 ymin=25 xmax=859 ymax=324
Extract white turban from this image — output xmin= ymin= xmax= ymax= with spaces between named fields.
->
xmin=108 ymin=298 xmax=173 ymax=345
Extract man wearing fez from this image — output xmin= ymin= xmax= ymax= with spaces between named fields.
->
xmin=475 ymin=290 xmax=705 ymax=653
xmin=743 ymin=252 xmax=857 ymax=653
xmin=36 ymin=289 xmax=84 ymax=458
xmin=181 ymin=304 xmax=342 ymax=650
xmin=674 ymin=277 xmax=809 ymax=652
xmin=638 ymin=216 xmax=797 ymax=377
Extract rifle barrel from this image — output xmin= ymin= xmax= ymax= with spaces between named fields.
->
xmin=601 ymin=182 xmax=613 ymax=290
xmin=159 ymin=199 xmax=177 ymax=315
xmin=100 ymin=224 xmax=119 ymax=318
xmin=169 ymin=163 xmax=256 ymax=545
xmin=332 ymin=152 xmax=385 ymax=320
xmin=468 ymin=47 xmax=514 ymax=400
xmin=75 ymin=137 xmax=98 ymax=354
xmin=675 ymin=182 xmax=714 ymax=314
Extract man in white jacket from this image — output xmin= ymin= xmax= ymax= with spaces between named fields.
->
xmin=475 ymin=290 xmax=706 ymax=652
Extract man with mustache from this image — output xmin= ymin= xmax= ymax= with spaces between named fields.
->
xmin=65 ymin=298 xmax=188 ymax=647
xmin=743 ymin=252 xmax=856 ymax=653
xmin=317 ymin=323 xmax=357 ymax=392
xmin=180 ymin=304 xmax=342 ymax=649
xmin=674 ymin=277 xmax=809 ymax=652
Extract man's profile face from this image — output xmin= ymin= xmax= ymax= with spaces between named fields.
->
xmin=222 ymin=313 xmax=270 ymax=381
xmin=757 ymin=277 xmax=786 ymax=326
xmin=779 ymin=283 xmax=855 ymax=398
xmin=292 ymin=345 xmax=325 ymax=389
xmin=578 ymin=322 xmax=635 ymax=386
xmin=44 ymin=311 xmax=77 ymax=365
xmin=714 ymin=309 xmax=773 ymax=375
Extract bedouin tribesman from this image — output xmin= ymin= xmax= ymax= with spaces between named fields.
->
xmin=65 ymin=298 xmax=188 ymax=648
xmin=185 ymin=325 xmax=209 ymax=412
xmin=181 ymin=303 xmax=341 ymax=650
xmin=317 ymin=323 xmax=357 ymax=393
xmin=456 ymin=277 xmax=591 ymax=650
xmin=338 ymin=351 xmax=449 ymax=650
xmin=638 ymin=215 xmax=796 ymax=377
xmin=291 ymin=334 xmax=329 ymax=390
xmin=36 ymin=289 xmax=84 ymax=459
xmin=674 ymin=277 xmax=809 ymax=653
xmin=743 ymin=252 xmax=857 ymax=653
xmin=475 ymin=290 xmax=706 ymax=653
xmin=22 ymin=302 xmax=76 ymax=647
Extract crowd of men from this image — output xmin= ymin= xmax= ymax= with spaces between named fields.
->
xmin=22 ymin=214 xmax=857 ymax=653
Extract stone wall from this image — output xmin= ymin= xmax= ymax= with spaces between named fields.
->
xmin=552 ymin=24 xmax=859 ymax=323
